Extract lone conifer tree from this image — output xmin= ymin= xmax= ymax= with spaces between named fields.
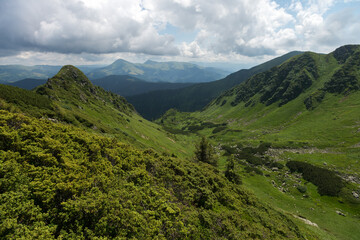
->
xmin=225 ymin=156 xmax=242 ymax=184
xmin=194 ymin=136 xmax=217 ymax=167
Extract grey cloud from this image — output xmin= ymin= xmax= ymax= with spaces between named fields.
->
xmin=233 ymin=45 xmax=276 ymax=57
xmin=0 ymin=0 xmax=179 ymax=56
xmin=144 ymin=0 xmax=294 ymax=57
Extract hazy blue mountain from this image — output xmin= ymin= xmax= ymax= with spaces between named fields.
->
xmin=7 ymin=78 xmax=47 ymax=90
xmin=87 ymin=59 xmax=230 ymax=83
xmin=127 ymin=51 xmax=303 ymax=120
xmin=0 ymin=65 xmax=61 ymax=82
xmin=0 ymin=64 xmax=103 ymax=83
xmin=92 ymin=75 xmax=193 ymax=96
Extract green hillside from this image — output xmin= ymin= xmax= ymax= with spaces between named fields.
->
xmin=0 ymin=66 xmax=319 ymax=239
xmin=157 ymin=45 xmax=360 ymax=240
xmin=127 ymin=51 xmax=302 ymax=120
xmin=0 ymin=66 xmax=191 ymax=157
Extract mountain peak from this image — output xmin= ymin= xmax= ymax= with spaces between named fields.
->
xmin=112 ymin=59 xmax=131 ymax=66
xmin=47 ymin=65 xmax=93 ymax=88
xmin=144 ymin=60 xmax=157 ymax=64
xmin=36 ymin=65 xmax=98 ymax=102
xmin=332 ymin=44 xmax=360 ymax=64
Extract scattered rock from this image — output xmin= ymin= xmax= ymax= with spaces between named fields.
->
xmin=352 ymin=191 xmax=359 ymax=198
xmin=336 ymin=210 xmax=346 ymax=217
xmin=47 ymin=118 xmax=57 ymax=122
xmin=323 ymin=162 xmax=327 ymax=166
xmin=272 ymin=167 xmax=279 ymax=171
xmin=293 ymin=215 xmax=318 ymax=227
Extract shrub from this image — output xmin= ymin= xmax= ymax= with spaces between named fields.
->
xmin=296 ymin=185 xmax=307 ymax=193
xmin=212 ymin=126 xmax=227 ymax=134
xmin=244 ymin=166 xmax=263 ymax=175
xmin=286 ymin=161 xmax=344 ymax=196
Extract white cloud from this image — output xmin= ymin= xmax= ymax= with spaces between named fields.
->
xmin=0 ymin=0 xmax=359 ymax=65
xmin=143 ymin=0 xmax=295 ymax=57
xmin=0 ymin=0 xmax=178 ymax=56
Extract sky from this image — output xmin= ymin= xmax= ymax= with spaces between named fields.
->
xmin=0 ymin=0 xmax=359 ymax=69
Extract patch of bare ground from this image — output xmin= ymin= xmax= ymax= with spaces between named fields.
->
xmin=293 ymin=215 xmax=319 ymax=228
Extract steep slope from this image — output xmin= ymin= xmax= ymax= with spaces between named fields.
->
xmin=0 ymin=66 xmax=320 ymax=239
xmin=92 ymin=75 xmax=193 ymax=96
xmin=127 ymin=51 xmax=302 ymax=120
xmin=0 ymin=109 xmax=319 ymax=239
xmin=203 ymin=45 xmax=360 ymax=145
xmin=87 ymin=59 xmax=229 ymax=83
xmin=1 ymin=66 xmax=190 ymax=156
xmin=157 ymin=45 xmax=360 ymax=240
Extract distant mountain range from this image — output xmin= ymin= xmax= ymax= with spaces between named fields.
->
xmin=127 ymin=51 xmax=303 ymax=120
xmin=0 ymin=65 xmax=104 ymax=83
xmin=6 ymin=75 xmax=194 ymax=96
xmin=86 ymin=59 xmax=230 ymax=82
xmin=0 ymin=59 xmax=229 ymax=84
xmin=6 ymin=78 xmax=47 ymax=90
xmin=92 ymin=75 xmax=193 ymax=96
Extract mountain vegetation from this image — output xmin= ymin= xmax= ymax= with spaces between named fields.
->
xmin=0 ymin=65 xmax=319 ymax=239
xmin=87 ymin=59 xmax=229 ymax=82
xmin=157 ymin=45 xmax=360 ymax=240
xmin=1 ymin=45 xmax=360 ymax=239
xmin=127 ymin=51 xmax=302 ymax=120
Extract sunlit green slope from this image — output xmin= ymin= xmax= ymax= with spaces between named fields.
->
xmin=157 ymin=45 xmax=360 ymax=240
xmin=0 ymin=107 xmax=316 ymax=239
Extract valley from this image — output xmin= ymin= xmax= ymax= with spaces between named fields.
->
xmin=1 ymin=45 xmax=360 ymax=239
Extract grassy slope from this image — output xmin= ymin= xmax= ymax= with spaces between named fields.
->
xmin=1 ymin=109 xmax=322 ymax=239
xmin=157 ymin=46 xmax=360 ymax=240
xmin=127 ymin=51 xmax=302 ymax=120
xmin=1 ymin=66 xmax=192 ymax=158
xmin=1 ymin=65 xmax=330 ymax=239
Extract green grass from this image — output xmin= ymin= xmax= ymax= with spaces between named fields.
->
xmin=156 ymin=47 xmax=360 ymax=239
xmin=242 ymin=173 xmax=360 ymax=240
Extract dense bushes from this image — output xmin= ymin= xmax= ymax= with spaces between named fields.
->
xmin=0 ymin=110 xmax=307 ymax=239
xmin=286 ymin=161 xmax=344 ymax=196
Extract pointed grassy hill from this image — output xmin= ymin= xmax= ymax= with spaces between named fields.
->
xmin=0 ymin=66 xmax=192 ymax=157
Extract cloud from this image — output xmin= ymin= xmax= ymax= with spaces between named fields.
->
xmin=0 ymin=0 xmax=359 ymax=65
xmin=290 ymin=0 xmax=360 ymax=52
xmin=144 ymin=0 xmax=295 ymax=57
xmin=0 ymin=0 xmax=179 ymax=56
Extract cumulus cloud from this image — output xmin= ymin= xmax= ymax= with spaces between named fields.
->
xmin=144 ymin=0 xmax=295 ymax=57
xmin=0 ymin=0 xmax=359 ymax=65
xmin=0 ymin=0 xmax=179 ymax=56
xmin=290 ymin=0 xmax=360 ymax=52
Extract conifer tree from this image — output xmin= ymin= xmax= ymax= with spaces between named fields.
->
xmin=194 ymin=136 xmax=217 ymax=167
xmin=225 ymin=156 xmax=242 ymax=184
